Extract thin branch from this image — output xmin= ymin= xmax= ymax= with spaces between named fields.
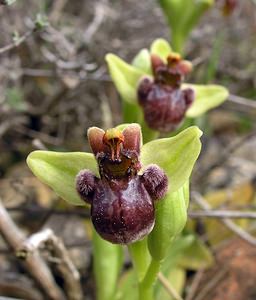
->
xmin=185 ymin=269 xmax=204 ymax=300
xmin=192 ymin=192 xmax=256 ymax=246
xmin=0 ymin=29 xmax=34 ymax=55
xmin=6 ymin=205 xmax=90 ymax=218
xmin=228 ymin=94 xmax=256 ymax=109
xmin=18 ymin=228 xmax=83 ymax=300
xmin=49 ymin=0 xmax=68 ymax=23
xmin=193 ymin=267 xmax=228 ymax=300
xmin=189 ymin=210 xmax=256 ymax=219
xmin=158 ymin=272 xmax=184 ymax=300
xmin=0 ymin=280 xmax=43 ymax=300
xmin=196 ymin=131 xmax=256 ymax=183
xmin=0 ymin=198 xmax=65 ymax=300
xmin=84 ymin=1 xmax=106 ymax=43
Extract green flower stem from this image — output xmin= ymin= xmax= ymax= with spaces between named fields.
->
xmin=138 ymin=259 xmax=162 ymax=300
xmin=128 ymin=239 xmax=151 ymax=282
xmin=171 ymin=31 xmax=186 ymax=54
xmin=129 ymin=240 xmax=162 ymax=300
xmin=93 ymin=229 xmax=123 ymax=300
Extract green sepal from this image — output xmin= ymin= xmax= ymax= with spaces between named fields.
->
xmin=132 ymin=49 xmax=152 ymax=74
xmin=105 ymin=53 xmax=144 ymax=104
xmin=185 ymin=84 xmax=229 ymax=117
xmin=141 ymin=126 xmax=202 ymax=193
xmin=27 ymin=151 xmax=98 ymax=206
xmin=150 ymin=38 xmax=172 ymax=62
xmin=148 ymin=183 xmax=188 ymax=261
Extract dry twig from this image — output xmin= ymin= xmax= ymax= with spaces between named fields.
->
xmin=192 ymin=192 xmax=256 ymax=246
xmin=193 ymin=267 xmax=228 ymax=300
xmin=158 ymin=272 xmax=183 ymax=300
xmin=185 ymin=269 xmax=204 ymax=300
xmin=0 ymin=198 xmax=65 ymax=300
xmin=0 ymin=29 xmax=34 ymax=55
xmin=196 ymin=131 xmax=256 ymax=184
xmin=228 ymin=94 xmax=256 ymax=109
xmin=18 ymin=228 xmax=83 ymax=300
xmin=84 ymin=1 xmax=106 ymax=43
xmin=189 ymin=210 xmax=256 ymax=219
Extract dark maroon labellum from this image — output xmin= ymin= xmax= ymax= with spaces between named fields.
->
xmin=137 ymin=53 xmax=195 ymax=133
xmin=76 ymin=125 xmax=168 ymax=244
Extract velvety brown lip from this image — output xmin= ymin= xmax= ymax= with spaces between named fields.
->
xmin=76 ymin=125 xmax=168 ymax=244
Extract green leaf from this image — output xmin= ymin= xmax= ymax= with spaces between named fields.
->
xmin=128 ymin=239 xmax=151 ymax=282
xmin=141 ymin=126 xmax=202 ymax=193
xmin=93 ymin=229 xmax=124 ymax=300
xmin=156 ymin=267 xmax=185 ymax=300
xmin=184 ymin=84 xmax=229 ymax=117
xmin=27 ymin=151 xmax=98 ymax=205
xmin=177 ymin=235 xmax=214 ymax=270
xmin=132 ymin=48 xmax=152 ymax=74
xmin=105 ymin=54 xmax=145 ymax=104
xmin=150 ymin=38 xmax=172 ymax=62
xmin=160 ymin=235 xmax=195 ymax=275
xmin=115 ymin=270 xmax=138 ymax=300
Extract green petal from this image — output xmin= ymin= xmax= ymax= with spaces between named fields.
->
xmin=105 ymin=53 xmax=145 ymax=104
xmin=184 ymin=84 xmax=229 ymax=117
xmin=132 ymin=48 xmax=152 ymax=74
xmin=115 ymin=270 xmax=138 ymax=300
xmin=150 ymin=38 xmax=172 ymax=62
xmin=27 ymin=151 xmax=98 ymax=205
xmin=141 ymin=126 xmax=202 ymax=193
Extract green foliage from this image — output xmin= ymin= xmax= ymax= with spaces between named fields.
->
xmin=177 ymin=235 xmax=214 ymax=270
xmin=115 ymin=270 xmax=138 ymax=300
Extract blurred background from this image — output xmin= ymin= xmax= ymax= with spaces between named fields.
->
xmin=0 ymin=1 xmax=256 ymax=299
